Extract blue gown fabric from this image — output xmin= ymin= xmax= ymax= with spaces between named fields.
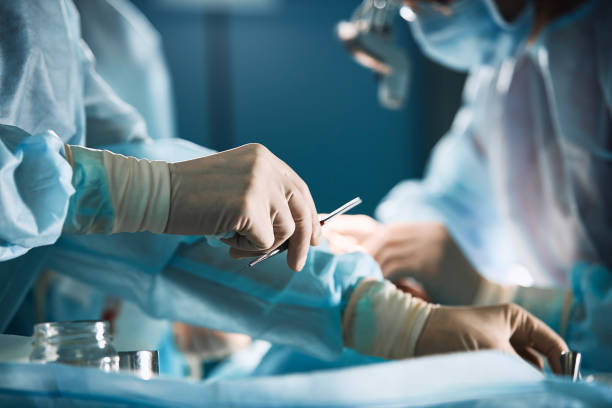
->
xmin=0 ymin=0 xmax=383 ymax=362
xmin=377 ymin=0 xmax=612 ymax=371
xmin=1 ymin=351 xmax=612 ymax=407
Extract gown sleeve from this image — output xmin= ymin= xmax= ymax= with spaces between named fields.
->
xmin=0 ymin=1 xmax=83 ymax=261
xmin=0 ymin=127 xmax=74 ymax=261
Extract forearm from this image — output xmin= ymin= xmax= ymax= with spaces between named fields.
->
xmin=62 ymin=144 xmax=170 ymax=235
xmin=155 ymin=242 xmax=384 ymax=360
xmin=342 ymin=279 xmax=432 ymax=360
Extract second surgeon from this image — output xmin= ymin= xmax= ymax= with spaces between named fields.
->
xmin=0 ymin=0 xmax=567 ymax=373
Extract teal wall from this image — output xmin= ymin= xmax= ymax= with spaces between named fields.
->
xmin=132 ymin=0 xmax=465 ymax=215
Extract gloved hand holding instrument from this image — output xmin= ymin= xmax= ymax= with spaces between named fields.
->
xmin=62 ymin=143 xmax=321 ymax=271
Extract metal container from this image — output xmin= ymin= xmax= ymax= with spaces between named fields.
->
xmin=118 ymin=350 xmax=159 ymax=379
xmin=29 ymin=320 xmax=119 ymax=372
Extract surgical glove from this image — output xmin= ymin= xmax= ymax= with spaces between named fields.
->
xmin=342 ymin=279 xmax=432 ymax=360
xmin=63 ymin=144 xmax=171 ymax=235
xmin=415 ymin=303 xmax=568 ymax=374
xmin=165 ymin=143 xmax=321 ymax=270
xmin=342 ymin=279 xmax=568 ymax=373
xmin=173 ymin=323 xmax=251 ymax=361
xmin=326 ymin=218 xmax=574 ymax=334
xmin=63 ymin=143 xmax=321 ymax=270
xmin=325 ymin=218 xmax=481 ymax=305
xmin=323 ymin=214 xmax=380 ymax=254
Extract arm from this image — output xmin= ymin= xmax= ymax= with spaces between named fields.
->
xmin=0 ymin=127 xmax=74 ymax=261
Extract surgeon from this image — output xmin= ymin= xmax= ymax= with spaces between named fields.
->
xmin=325 ymin=0 xmax=612 ymax=372
xmin=0 ymin=0 xmax=567 ymax=373
xmin=0 ymin=0 xmax=321 ymax=310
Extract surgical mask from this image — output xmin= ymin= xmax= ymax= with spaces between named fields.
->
xmin=408 ymin=0 xmax=534 ymax=71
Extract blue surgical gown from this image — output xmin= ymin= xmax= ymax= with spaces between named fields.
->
xmin=74 ymin=0 xmax=177 ymax=141
xmin=377 ymin=0 xmax=612 ymax=371
xmin=0 ymin=0 xmax=382 ymax=361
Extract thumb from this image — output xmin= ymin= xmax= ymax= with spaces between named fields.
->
xmin=507 ymin=304 xmax=568 ymax=374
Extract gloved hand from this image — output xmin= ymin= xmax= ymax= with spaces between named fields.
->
xmin=63 ymin=143 xmax=321 ymax=270
xmin=324 ymin=216 xmax=481 ymax=305
xmin=342 ymin=279 xmax=568 ymax=373
xmin=327 ymin=217 xmax=574 ymax=335
xmin=415 ymin=303 xmax=567 ymax=373
xmin=173 ymin=323 xmax=251 ymax=361
xmin=165 ymin=143 xmax=321 ymax=270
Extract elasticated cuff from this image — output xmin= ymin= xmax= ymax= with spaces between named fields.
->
xmin=103 ymin=151 xmax=170 ymax=234
xmin=342 ymin=279 xmax=432 ymax=360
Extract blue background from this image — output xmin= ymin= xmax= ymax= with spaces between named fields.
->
xmin=132 ymin=0 xmax=466 ymax=215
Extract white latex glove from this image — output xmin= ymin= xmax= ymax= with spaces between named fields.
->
xmin=416 ymin=303 xmax=568 ymax=373
xmin=342 ymin=279 xmax=568 ymax=374
xmin=64 ymin=143 xmax=321 ymax=271
xmin=324 ymin=216 xmax=480 ymax=305
xmin=165 ymin=143 xmax=322 ymax=270
xmin=326 ymin=217 xmax=574 ymax=335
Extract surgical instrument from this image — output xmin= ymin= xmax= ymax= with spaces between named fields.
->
xmin=560 ymin=351 xmax=582 ymax=382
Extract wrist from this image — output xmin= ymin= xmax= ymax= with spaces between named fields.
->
xmin=63 ymin=145 xmax=170 ymax=235
xmin=342 ymin=278 xmax=433 ymax=360
xmin=102 ymin=150 xmax=170 ymax=234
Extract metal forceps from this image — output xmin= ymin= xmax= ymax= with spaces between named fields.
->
xmin=248 ymin=197 xmax=363 ymax=267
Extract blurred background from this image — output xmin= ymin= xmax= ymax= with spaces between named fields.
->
xmin=132 ymin=0 xmax=466 ymax=215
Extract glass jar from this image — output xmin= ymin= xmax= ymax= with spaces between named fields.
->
xmin=29 ymin=320 xmax=119 ymax=372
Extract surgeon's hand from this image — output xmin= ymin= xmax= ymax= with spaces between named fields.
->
xmin=63 ymin=143 xmax=320 ymax=271
xmin=324 ymin=216 xmax=482 ymax=305
xmin=343 ymin=279 xmax=567 ymax=373
xmin=416 ymin=303 xmax=568 ymax=373
xmin=322 ymin=214 xmax=380 ymax=254
xmin=166 ymin=143 xmax=322 ymax=270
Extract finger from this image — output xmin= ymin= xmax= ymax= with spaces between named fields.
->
xmin=291 ymin=177 xmax=320 ymax=247
xmin=227 ymin=201 xmax=294 ymax=252
xmin=379 ymin=251 xmax=420 ymax=278
xmin=508 ymin=305 xmax=568 ymax=375
xmin=266 ymin=196 xmax=296 ymax=245
xmin=392 ymin=278 xmax=431 ymax=302
xmin=286 ymin=190 xmax=313 ymax=271
xmin=322 ymin=215 xmax=378 ymax=242
xmin=228 ymin=247 xmax=267 ymax=259
xmin=381 ymin=256 xmax=412 ymax=279
xmin=231 ymin=205 xmax=276 ymax=251
xmin=376 ymin=242 xmax=418 ymax=274
xmin=279 ymin=160 xmax=321 ymax=247
xmin=222 ymin=232 xmax=271 ymax=252
xmin=514 ymin=345 xmax=544 ymax=370
xmin=228 ymin=200 xmax=295 ymax=259
xmin=501 ymin=343 xmax=522 ymax=359
xmin=324 ymin=231 xmax=363 ymax=255
xmin=302 ymin=184 xmax=322 ymax=247
xmin=361 ymin=231 xmax=388 ymax=260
